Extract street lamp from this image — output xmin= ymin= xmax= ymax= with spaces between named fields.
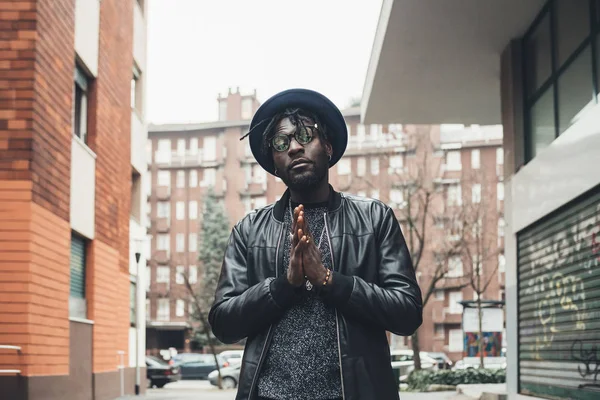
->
xmin=133 ymin=238 xmax=145 ymax=396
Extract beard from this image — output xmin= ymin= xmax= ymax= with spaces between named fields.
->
xmin=279 ymin=153 xmax=329 ymax=191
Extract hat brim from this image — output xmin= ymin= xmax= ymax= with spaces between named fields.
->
xmin=248 ymin=88 xmax=348 ymax=176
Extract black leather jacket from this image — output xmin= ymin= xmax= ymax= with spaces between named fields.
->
xmin=209 ymin=187 xmax=423 ymax=400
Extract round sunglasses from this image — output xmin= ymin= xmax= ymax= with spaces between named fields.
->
xmin=270 ymin=124 xmax=318 ymax=152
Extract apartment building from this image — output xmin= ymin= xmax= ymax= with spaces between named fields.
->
xmin=0 ymin=0 xmax=148 ymax=399
xmin=147 ymin=90 xmax=504 ymax=361
xmin=362 ymin=1 xmax=600 ymax=398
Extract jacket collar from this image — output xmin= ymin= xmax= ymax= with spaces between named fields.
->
xmin=273 ymin=184 xmax=342 ymax=222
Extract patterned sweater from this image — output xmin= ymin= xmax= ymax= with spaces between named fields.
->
xmin=257 ymin=202 xmax=342 ymax=400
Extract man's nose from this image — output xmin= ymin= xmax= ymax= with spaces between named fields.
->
xmin=287 ymin=137 xmax=304 ymax=156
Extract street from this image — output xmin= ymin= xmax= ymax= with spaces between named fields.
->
xmin=117 ymin=380 xmax=464 ymax=400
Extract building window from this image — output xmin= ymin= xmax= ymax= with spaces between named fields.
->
xmin=498 ymin=253 xmax=506 ymax=273
xmin=346 ymin=124 xmax=352 ymax=136
xmin=390 ymin=189 xmax=404 ymax=208
xmin=435 ymin=324 xmax=445 ymax=337
xmin=131 ymin=64 xmax=142 ymax=114
xmin=157 ymin=299 xmax=170 ymax=321
xmin=201 ymin=168 xmax=216 ymax=187
xmin=190 ymin=170 xmax=198 ymax=187
xmin=146 ymin=299 xmax=151 ymax=320
xmin=73 ymin=66 xmax=90 ymax=144
xmin=189 ymin=233 xmax=197 ymax=252
xmin=242 ymin=98 xmax=253 ymax=119
xmin=70 ymin=233 xmax=87 ymax=318
xmin=389 ymin=155 xmax=403 ymax=173
xmin=189 ymin=201 xmax=198 ymax=220
xmin=371 ymin=189 xmax=379 ymax=200
xmin=157 ymin=201 xmax=170 ymax=219
xmin=252 ymin=164 xmax=267 ymax=183
xmin=447 ymin=184 xmax=462 ymax=206
xmin=176 ymin=170 xmax=185 ymax=188
xmin=156 ymin=266 xmax=170 ymax=284
xmin=471 ymin=149 xmax=480 ymax=169
xmin=524 ymin=1 xmax=599 ymax=162
xmin=496 ymin=148 xmax=504 ymax=165
xmin=146 ymin=266 xmax=151 ymax=291
xmin=435 ymin=290 xmax=445 ymax=301
xmin=189 ymin=138 xmax=198 ymax=155
xmin=357 ymin=124 xmax=366 ymax=140
xmin=445 ymin=151 xmax=461 ymax=171
xmin=156 ymin=140 xmax=171 ymax=164
xmin=203 ymin=136 xmax=217 ymax=161
xmin=176 ymin=299 xmax=185 ymax=317
xmin=449 ymin=329 xmax=463 ymax=352
xmin=337 ymin=159 xmax=351 ymax=175
xmin=448 ymin=256 xmax=463 ymax=278
xmin=176 ymin=234 xmax=185 ymax=252
xmin=189 ymin=266 xmax=198 ymax=284
xmin=253 ymin=196 xmax=267 ymax=210
xmin=370 ymin=124 xmax=381 ymax=139
xmin=497 ymin=182 xmax=504 ymax=201
xmin=176 ymin=201 xmax=185 ymax=220
xmin=130 ymin=281 xmax=136 ymax=326
xmin=157 ymin=170 xmax=170 ymax=187
xmin=448 ymin=291 xmax=463 ymax=314
xmin=472 ymin=184 xmax=481 ymax=204
xmin=157 ymin=234 xmax=169 ymax=252
xmin=357 ymin=157 xmax=366 ymax=176
xmin=498 ymin=218 xmax=505 ymax=237
xmin=176 ymin=266 xmax=185 ymax=284
xmin=370 ymin=157 xmax=379 ymax=175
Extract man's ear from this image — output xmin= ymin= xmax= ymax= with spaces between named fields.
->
xmin=325 ymin=142 xmax=333 ymax=157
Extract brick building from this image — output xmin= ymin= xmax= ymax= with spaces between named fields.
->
xmin=0 ymin=0 xmax=149 ymax=399
xmin=146 ymin=89 xmax=504 ymax=362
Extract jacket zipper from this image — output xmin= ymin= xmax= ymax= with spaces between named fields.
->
xmin=324 ymin=212 xmax=346 ymax=400
xmin=248 ymin=225 xmax=284 ymax=399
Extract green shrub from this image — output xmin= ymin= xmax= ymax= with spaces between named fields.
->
xmin=407 ymin=368 xmax=506 ymax=391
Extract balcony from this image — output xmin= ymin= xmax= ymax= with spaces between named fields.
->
xmin=154 ymin=250 xmax=170 ymax=264
xmin=432 ymin=307 xmax=463 ymax=324
xmin=155 ymin=150 xmax=221 ymax=168
xmin=155 ymin=186 xmax=171 ymax=200
xmin=345 ymin=134 xmax=407 ymax=155
xmin=70 ymin=136 xmax=96 ymax=239
xmin=155 ymin=217 xmax=170 ymax=233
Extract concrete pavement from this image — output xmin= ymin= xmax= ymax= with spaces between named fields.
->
xmin=116 ymin=380 xmax=465 ymax=400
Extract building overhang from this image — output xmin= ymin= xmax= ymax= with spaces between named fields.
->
xmin=146 ymin=321 xmax=191 ymax=331
xmin=361 ymin=0 xmax=545 ymax=125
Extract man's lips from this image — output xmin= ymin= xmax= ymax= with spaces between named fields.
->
xmin=289 ymin=159 xmax=312 ymax=170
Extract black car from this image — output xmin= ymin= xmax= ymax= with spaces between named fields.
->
xmin=177 ymin=354 xmax=226 ymax=380
xmin=146 ymin=356 xmax=181 ymax=388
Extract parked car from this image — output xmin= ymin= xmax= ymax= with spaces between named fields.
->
xmin=208 ymin=364 xmax=241 ymax=389
xmin=422 ymin=351 xmax=453 ymax=370
xmin=146 ymin=356 xmax=181 ymax=389
xmin=390 ymin=350 xmax=439 ymax=382
xmin=218 ymin=350 xmax=244 ymax=367
xmin=177 ymin=354 xmax=228 ymax=380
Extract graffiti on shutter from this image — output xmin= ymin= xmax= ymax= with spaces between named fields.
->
xmin=518 ymin=186 xmax=600 ymax=400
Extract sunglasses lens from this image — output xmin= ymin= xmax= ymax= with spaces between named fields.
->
xmin=296 ymin=126 xmax=313 ymax=144
xmin=272 ymin=135 xmax=289 ymax=152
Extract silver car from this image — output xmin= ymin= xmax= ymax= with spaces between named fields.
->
xmin=208 ymin=364 xmax=241 ymax=389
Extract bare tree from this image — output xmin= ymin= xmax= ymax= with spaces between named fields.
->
xmin=456 ymin=171 xmax=503 ymax=368
xmin=180 ymin=187 xmax=230 ymax=389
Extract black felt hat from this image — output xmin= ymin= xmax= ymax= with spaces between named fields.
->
xmin=246 ymin=88 xmax=348 ymax=176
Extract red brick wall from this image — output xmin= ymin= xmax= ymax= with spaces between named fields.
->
xmin=0 ymin=181 xmax=70 ymax=376
xmin=93 ymin=0 xmax=133 ymax=272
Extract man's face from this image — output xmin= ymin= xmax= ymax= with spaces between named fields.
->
xmin=271 ymin=116 xmax=332 ymax=191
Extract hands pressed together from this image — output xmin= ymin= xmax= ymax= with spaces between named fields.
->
xmin=287 ymin=205 xmax=333 ymax=289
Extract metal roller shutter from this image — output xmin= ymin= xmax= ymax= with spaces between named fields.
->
xmin=70 ymin=234 xmax=86 ymax=299
xmin=518 ymin=186 xmax=600 ymax=400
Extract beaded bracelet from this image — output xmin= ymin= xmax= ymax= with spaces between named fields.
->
xmin=322 ymin=269 xmax=331 ymax=287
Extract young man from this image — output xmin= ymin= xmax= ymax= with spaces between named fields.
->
xmin=209 ymin=89 xmax=422 ymax=400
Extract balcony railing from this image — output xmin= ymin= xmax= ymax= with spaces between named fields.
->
xmin=346 ymin=135 xmax=407 ymax=153
xmin=155 ymin=151 xmax=220 ymax=168
xmin=0 ymin=345 xmax=21 ymax=374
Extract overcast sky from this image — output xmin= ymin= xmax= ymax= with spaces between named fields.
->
xmin=146 ymin=0 xmax=383 ymax=124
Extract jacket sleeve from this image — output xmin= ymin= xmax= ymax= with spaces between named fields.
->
xmin=208 ymin=218 xmax=302 ymax=344
xmin=321 ymin=207 xmax=423 ymax=336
